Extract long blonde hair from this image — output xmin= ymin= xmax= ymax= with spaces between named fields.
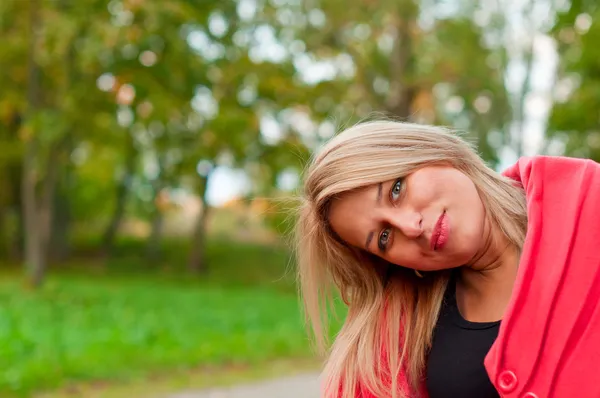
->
xmin=295 ymin=121 xmax=527 ymax=397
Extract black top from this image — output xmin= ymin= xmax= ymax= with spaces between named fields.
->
xmin=426 ymin=278 xmax=501 ymax=398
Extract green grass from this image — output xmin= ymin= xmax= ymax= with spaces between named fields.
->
xmin=0 ymin=239 xmax=344 ymax=397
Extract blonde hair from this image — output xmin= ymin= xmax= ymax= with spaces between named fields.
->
xmin=295 ymin=121 xmax=527 ymax=397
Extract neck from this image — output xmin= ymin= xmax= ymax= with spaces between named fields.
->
xmin=460 ymin=242 xmax=520 ymax=297
xmin=468 ymin=214 xmax=517 ymax=269
xmin=456 ymin=221 xmax=520 ymax=321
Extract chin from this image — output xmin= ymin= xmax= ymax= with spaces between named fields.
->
xmin=435 ymin=254 xmax=470 ymax=271
xmin=438 ymin=263 xmax=463 ymax=272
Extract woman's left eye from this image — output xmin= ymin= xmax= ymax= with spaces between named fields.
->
xmin=390 ymin=179 xmax=403 ymax=201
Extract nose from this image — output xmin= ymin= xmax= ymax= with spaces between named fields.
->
xmin=385 ymin=207 xmax=423 ymax=239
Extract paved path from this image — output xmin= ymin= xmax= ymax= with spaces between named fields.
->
xmin=165 ymin=372 xmax=321 ymax=398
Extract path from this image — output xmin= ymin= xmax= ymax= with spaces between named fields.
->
xmin=165 ymin=372 xmax=321 ymax=398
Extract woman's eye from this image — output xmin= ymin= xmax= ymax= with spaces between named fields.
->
xmin=378 ymin=228 xmax=391 ymax=250
xmin=391 ymin=179 xmax=403 ymax=201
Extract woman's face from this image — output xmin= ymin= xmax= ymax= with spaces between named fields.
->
xmin=327 ymin=165 xmax=488 ymax=272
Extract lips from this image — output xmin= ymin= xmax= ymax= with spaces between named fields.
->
xmin=431 ymin=211 xmax=449 ymax=251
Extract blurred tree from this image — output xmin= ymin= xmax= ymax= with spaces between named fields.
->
xmin=175 ymin=1 xmax=314 ymax=272
xmin=17 ymin=0 xmax=121 ymax=284
xmin=264 ymin=0 xmax=512 ymax=165
xmin=90 ymin=0 xmax=209 ymax=260
xmin=0 ymin=0 xmax=137 ymax=281
xmin=0 ymin=0 xmax=547 ymax=285
xmin=21 ymin=0 xmax=49 ymax=287
xmin=548 ymin=0 xmax=600 ymax=160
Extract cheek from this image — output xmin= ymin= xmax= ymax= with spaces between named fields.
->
xmin=461 ymin=188 xmax=486 ymax=225
xmin=405 ymin=176 xmax=441 ymax=205
xmin=451 ymin=207 xmax=486 ymax=262
xmin=386 ymin=244 xmax=423 ymax=267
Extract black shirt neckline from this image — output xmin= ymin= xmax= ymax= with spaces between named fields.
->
xmin=446 ymin=276 xmax=502 ymax=330
xmin=426 ymin=273 xmax=502 ymax=398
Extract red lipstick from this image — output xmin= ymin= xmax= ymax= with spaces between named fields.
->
xmin=431 ymin=211 xmax=449 ymax=251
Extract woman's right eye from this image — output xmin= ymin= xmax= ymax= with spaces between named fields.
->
xmin=378 ymin=228 xmax=391 ymax=251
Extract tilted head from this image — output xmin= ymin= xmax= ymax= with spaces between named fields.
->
xmin=296 ymin=120 xmax=527 ymax=397
xmin=299 ymin=120 xmax=526 ymax=297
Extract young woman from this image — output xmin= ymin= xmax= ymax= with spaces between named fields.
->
xmin=295 ymin=121 xmax=600 ymax=398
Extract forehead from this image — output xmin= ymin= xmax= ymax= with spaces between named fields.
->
xmin=331 ymin=185 xmax=374 ymax=211
xmin=327 ymin=184 xmax=379 ymax=249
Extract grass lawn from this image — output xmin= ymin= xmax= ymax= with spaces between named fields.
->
xmin=0 ymin=239 xmax=344 ymax=397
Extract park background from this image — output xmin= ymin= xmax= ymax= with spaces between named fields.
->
xmin=1 ymin=0 xmax=598 ymax=396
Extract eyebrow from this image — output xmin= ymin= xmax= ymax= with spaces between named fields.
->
xmin=364 ymin=182 xmax=383 ymax=250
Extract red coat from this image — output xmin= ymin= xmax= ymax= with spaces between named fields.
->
xmin=353 ymin=156 xmax=600 ymax=398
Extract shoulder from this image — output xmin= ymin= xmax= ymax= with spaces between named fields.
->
xmin=502 ymin=155 xmax=600 ymax=186
xmin=504 ymin=155 xmax=594 ymax=171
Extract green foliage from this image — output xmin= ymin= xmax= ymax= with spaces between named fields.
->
xmin=0 ymin=0 xmax=531 ymax=260
xmin=548 ymin=2 xmax=600 ymax=160
xmin=264 ymin=0 xmax=512 ymax=165
xmin=0 ymin=238 xmax=343 ymax=396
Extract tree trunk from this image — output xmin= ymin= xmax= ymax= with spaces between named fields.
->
xmin=513 ymin=37 xmax=535 ymax=158
xmin=28 ymin=144 xmax=60 ymax=286
xmin=49 ymin=141 xmax=73 ymax=262
xmin=39 ymin=146 xmax=60 ymax=242
xmin=386 ymin=3 xmax=418 ymax=119
xmin=0 ymin=207 xmax=6 ymax=260
xmin=188 ymin=174 xmax=211 ymax=274
xmin=22 ymin=0 xmax=44 ymax=287
xmin=1 ymin=110 xmax=22 ymax=261
xmin=8 ymin=116 xmax=24 ymax=260
xmin=145 ymin=155 xmax=166 ymax=263
xmin=50 ymin=188 xmax=71 ymax=262
xmin=22 ymin=159 xmax=43 ymax=287
xmin=102 ymin=135 xmax=136 ymax=255
xmin=145 ymin=211 xmax=164 ymax=262
xmin=50 ymin=16 xmax=77 ymax=263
